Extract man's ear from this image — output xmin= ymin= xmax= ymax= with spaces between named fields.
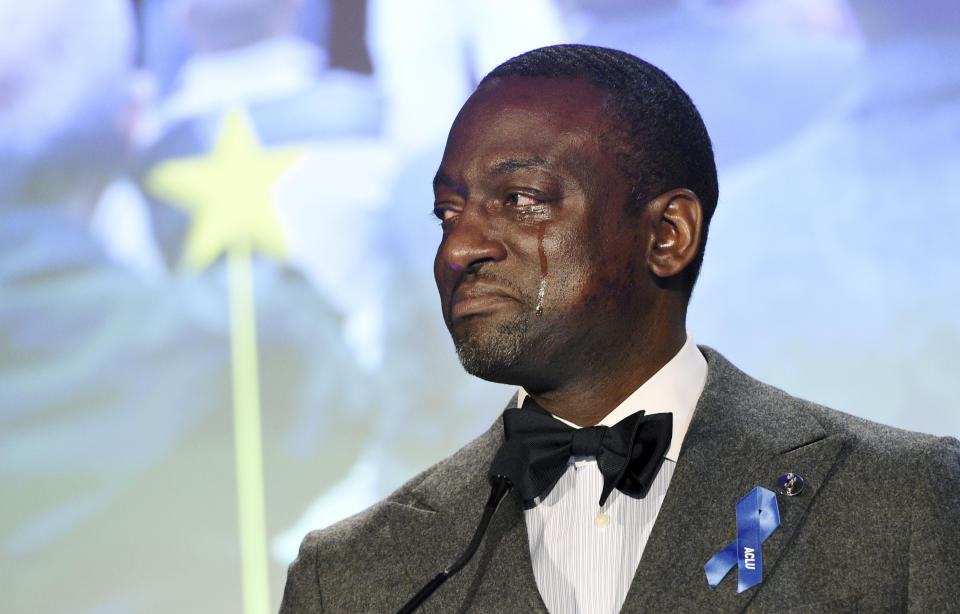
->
xmin=647 ymin=188 xmax=702 ymax=279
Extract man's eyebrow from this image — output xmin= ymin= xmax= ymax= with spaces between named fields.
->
xmin=433 ymin=157 xmax=554 ymax=189
xmin=490 ymin=157 xmax=552 ymax=175
xmin=433 ymin=169 xmax=455 ymax=189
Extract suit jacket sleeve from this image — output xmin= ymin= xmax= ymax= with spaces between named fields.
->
xmin=908 ymin=435 xmax=960 ymax=611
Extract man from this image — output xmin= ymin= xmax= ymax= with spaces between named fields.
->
xmin=280 ymin=45 xmax=960 ymax=613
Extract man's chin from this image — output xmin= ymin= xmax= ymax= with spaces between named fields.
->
xmin=451 ymin=316 xmax=528 ymax=382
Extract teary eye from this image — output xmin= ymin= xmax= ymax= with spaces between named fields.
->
xmin=506 ymin=193 xmax=542 ymax=207
xmin=433 ymin=205 xmax=459 ymax=223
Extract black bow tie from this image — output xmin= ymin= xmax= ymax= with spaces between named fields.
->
xmin=501 ymin=397 xmax=672 ymax=507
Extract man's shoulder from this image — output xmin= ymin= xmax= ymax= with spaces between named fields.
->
xmin=700 ymin=345 xmax=959 ymax=475
xmin=279 ymin=417 xmax=507 ymax=612
xmin=689 ymin=347 xmax=960 ymax=614
xmin=296 ymin=415 xmax=505 ymax=556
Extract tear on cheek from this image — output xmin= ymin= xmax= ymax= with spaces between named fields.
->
xmin=535 ymin=280 xmax=546 ymax=316
xmin=536 ymin=223 xmax=548 ymax=316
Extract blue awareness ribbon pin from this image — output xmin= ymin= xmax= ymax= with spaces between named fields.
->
xmin=704 ymin=486 xmax=780 ymax=593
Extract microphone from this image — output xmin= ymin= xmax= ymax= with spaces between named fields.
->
xmin=395 ymin=439 xmax=526 ymax=614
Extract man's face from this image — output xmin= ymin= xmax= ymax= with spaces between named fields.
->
xmin=433 ymin=76 xmax=657 ymax=389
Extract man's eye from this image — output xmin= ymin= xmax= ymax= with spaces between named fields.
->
xmin=506 ymin=193 xmax=542 ymax=207
xmin=433 ymin=206 xmax=459 ymax=223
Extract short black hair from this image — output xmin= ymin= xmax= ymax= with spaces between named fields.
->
xmin=480 ymin=44 xmax=718 ymax=293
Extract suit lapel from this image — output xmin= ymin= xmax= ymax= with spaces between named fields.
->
xmin=385 ymin=419 xmax=548 ymax=613
xmin=622 ymin=348 xmax=846 ymax=613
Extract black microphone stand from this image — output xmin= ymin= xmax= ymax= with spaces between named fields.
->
xmin=395 ymin=440 xmax=524 ymax=614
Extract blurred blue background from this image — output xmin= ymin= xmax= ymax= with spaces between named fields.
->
xmin=1 ymin=0 xmax=957 ymax=612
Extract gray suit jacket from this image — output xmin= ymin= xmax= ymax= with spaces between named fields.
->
xmin=280 ymin=348 xmax=960 ymax=613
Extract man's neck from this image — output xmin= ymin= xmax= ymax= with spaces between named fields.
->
xmin=525 ymin=327 xmax=687 ymax=427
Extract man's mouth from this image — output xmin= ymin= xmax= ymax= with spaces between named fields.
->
xmin=450 ymin=283 xmax=518 ymax=320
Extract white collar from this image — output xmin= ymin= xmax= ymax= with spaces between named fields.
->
xmin=515 ymin=334 xmax=707 ymax=462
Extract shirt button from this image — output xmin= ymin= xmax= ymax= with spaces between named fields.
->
xmin=594 ymin=513 xmax=610 ymax=528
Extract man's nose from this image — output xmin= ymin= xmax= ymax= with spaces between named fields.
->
xmin=439 ymin=203 xmax=507 ymax=272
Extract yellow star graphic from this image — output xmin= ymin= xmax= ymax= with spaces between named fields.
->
xmin=146 ymin=108 xmax=305 ymax=269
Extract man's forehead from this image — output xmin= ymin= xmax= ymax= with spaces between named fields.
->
xmin=438 ymin=78 xmax=613 ymax=180
xmin=464 ymin=75 xmax=610 ymax=123
xmin=433 ymin=156 xmax=554 ymax=188
xmin=474 ymin=74 xmax=606 ymax=101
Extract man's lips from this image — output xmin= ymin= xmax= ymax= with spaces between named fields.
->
xmin=450 ymin=284 xmax=519 ymax=319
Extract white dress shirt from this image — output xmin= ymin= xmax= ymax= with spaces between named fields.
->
xmin=517 ymin=336 xmax=708 ymax=614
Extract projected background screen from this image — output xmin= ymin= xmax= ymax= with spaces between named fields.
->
xmin=2 ymin=1 xmax=957 ymax=612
